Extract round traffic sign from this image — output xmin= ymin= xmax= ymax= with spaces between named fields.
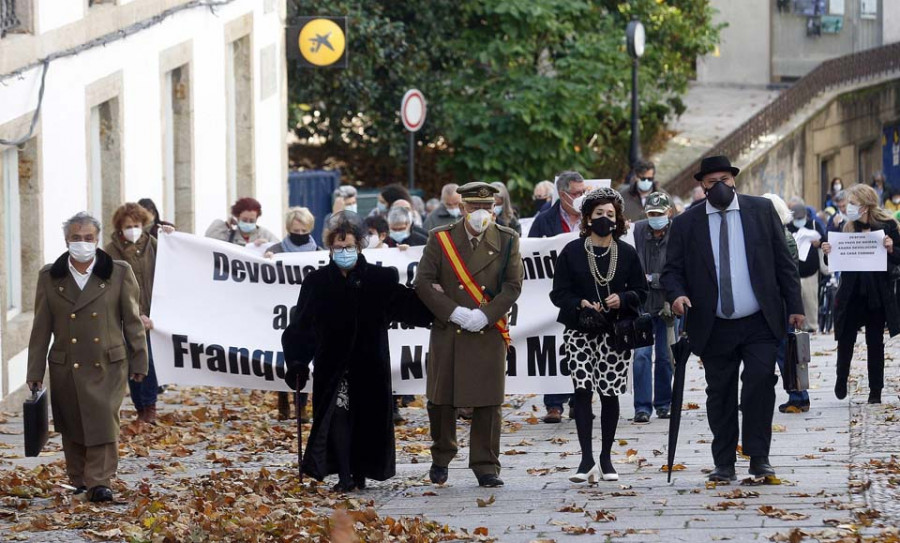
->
xmin=401 ymin=89 xmax=426 ymax=132
xmin=298 ymin=18 xmax=346 ymax=67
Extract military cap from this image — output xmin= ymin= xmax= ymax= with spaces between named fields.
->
xmin=457 ymin=181 xmax=499 ymax=204
xmin=644 ymin=192 xmax=671 ymax=214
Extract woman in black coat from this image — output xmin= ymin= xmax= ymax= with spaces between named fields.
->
xmin=550 ymin=188 xmax=648 ymax=483
xmin=282 ymin=212 xmax=432 ymax=491
xmin=823 ymin=184 xmax=900 ymax=404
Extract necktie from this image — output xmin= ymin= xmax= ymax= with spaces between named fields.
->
xmin=718 ymin=210 xmax=735 ymax=317
xmin=471 ymin=237 xmax=479 ymax=251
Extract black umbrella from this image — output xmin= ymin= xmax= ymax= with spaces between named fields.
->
xmin=296 ymin=374 xmax=304 ymax=483
xmin=666 ymin=309 xmax=691 ymax=483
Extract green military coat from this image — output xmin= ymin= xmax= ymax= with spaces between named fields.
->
xmin=415 ymin=220 xmax=524 ymax=407
xmin=26 ymin=249 xmax=149 ymax=447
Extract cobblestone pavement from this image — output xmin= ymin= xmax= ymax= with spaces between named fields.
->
xmin=1 ymin=333 xmax=898 ymax=542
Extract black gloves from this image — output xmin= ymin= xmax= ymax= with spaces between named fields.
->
xmin=577 ymin=306 xmax=612 ymax=333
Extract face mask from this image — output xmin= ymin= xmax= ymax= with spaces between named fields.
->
xmin=238 ymin=221 xmax=256 ymax=233
xmin=344 ymin=204 xmax=358 ymax=213
xmin=637 ymin=178 xmax=654 ymax=192
xmin=792 ymin=218 xmax=807 ymax=229
xmin=289 ymin=233 xmax=310 ymax=246
xmin=833 ymin=184 xmax=842 ymax=192
xmin=366 ymin=234 xmax=382 ymax=248
xmin=571 ymin=195 xmax=585 ymax=215
xmin=845 ymin=203 xmax=862 ymax=221
xmin=123 ymin=227 xmax=143 ymax=243
xmin=332 ymin=247 xmax=358 ymax=269
xmin=467 ymin=209 xmax=492 ymax=234
xmin=893 ymin=197 xmax=900 ymax=205
xmin=446 ymin=207 xmax=461 ymax=218
xmin=389 ymin=229 xmax=409 ymax=243
xmin=493 ymin=205 xmax=504 ymax=217
xmin=590 ymin=216 xmax=615 ymax=238
xmin=705 ymin=182 xmax=736 ymax=210
xmin=376 ymin=202 xmax=387 ymax=212
xmin=68 ymin=241 xmax=97 ymax=263
xmin=648 ymin=216 xmax=669 ymax=230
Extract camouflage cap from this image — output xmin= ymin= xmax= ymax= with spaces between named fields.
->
xmin=644 ymin=191 xmax=671 ymax=213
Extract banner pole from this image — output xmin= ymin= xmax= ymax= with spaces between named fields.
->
xmin=296 ymin=374 xmax=304 ymax=483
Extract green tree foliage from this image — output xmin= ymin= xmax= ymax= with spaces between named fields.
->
xmin=288 ymin=0 xmax=721 ymax=202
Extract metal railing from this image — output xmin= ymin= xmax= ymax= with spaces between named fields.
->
xmin=664 ymin=41 xmax=900 ymax=197
xmin=1 ymin=0 xmax=20 ymax=38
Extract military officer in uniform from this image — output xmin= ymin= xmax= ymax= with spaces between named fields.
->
xmin=27 ymin=212 xmax=148 ymax=502
xmin=415 ymin=182 xmax=524 ymax=487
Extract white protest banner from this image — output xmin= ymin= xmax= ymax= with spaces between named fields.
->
xmin=826 ymin=230 xmax=887 ymax=272
xmin=150 ymin=232 xmax=581 ymax=394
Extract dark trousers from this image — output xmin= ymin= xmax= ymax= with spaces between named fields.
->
xmin=836 ymin=303 xmax=886 ymax=392
xmin=427 ymin=402 xmax=501 ymax=477
xmin=701 ymin=312 xmax=778 ymax=467
xmin=129 ymin=342 xmax=158 ymax=409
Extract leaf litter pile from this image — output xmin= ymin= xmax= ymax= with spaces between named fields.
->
xmin=0 ymin=387 xmax=475 ymax=542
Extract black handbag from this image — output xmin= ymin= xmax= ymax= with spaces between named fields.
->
xmin=23 ymin=387 xmax=49 ymax=457
xmin=577 ymin=306 xmax=613 ymax=334
xmin=614 ymin=313 xmax=654 ymax=351
xmin=783 ymin=330 xmax=811 ymax=392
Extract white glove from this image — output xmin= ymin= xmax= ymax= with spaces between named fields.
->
xmin=463 ymin=309 xmax=489 ymax=332
xmin=449 ymin=307 xmax=472 ymax=326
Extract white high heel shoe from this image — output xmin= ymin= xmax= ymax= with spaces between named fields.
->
xmin=601 ymin=468 xmax=619 ymax=481
xmin=569 ymin=464 xmax=600 ymax=484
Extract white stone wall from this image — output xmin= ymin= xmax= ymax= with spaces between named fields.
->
xmin=0 ymin=0 xmax=287 ymax=403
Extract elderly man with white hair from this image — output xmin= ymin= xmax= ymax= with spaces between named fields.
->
xmin=386 ymin=207 xmax=427 ymax=247
xmin=424 ymin=183 xmax=463 ymax=231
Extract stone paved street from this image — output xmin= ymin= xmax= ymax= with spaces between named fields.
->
xmin=1 ymin=333 xmax=898 ymax=542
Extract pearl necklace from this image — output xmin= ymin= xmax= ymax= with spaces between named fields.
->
xmin=585 ymin=236 xmax=618 ymax=288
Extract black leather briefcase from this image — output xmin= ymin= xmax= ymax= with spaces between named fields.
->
xmin=23 ymin=387 xmax=49 ymax=457
xmin=783 ymin=331 xmax=811 ymax=392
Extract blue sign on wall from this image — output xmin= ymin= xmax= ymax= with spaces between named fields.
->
xmin=884 ymin=123 xmax=900 ymax=190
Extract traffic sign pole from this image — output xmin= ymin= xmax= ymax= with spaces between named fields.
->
xmin=408 ymin=131 xmax=415 ymax=191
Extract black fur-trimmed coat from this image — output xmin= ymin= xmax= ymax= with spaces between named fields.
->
xmin=281 ymin=254 xmax=432 ymax=481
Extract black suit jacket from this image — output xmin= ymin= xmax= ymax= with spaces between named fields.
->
xmin=661 ymin=194 xmax=803 ymax=356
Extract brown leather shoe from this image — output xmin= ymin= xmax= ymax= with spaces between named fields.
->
xmin=277 ymin=392 xmax=292 ymax=420
xmin=135 ymin=407 xmax=145 ymax=422
xmin=543 ymin=407 xmax=563 ymax=423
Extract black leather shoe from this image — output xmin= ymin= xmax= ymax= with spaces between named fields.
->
xmin=868 ymin=390 xmax=882 ymax=404
xmin=708 ymin=465 xmax=736 ymax=482
xmin=72 ymin=485 xmax=87 ymax=495
xmin=749 ymin=456 xmax=776 ymax=478
xmin=353 ymin=474 xmax=366 ymax=490
xmin=476 ymin=474 xmax=504 ymax=487
xmin=429 ymin=464 xmax=448 ymax=485
xmin=778 ymin=399 xmax=810 ymax=413
xmin=88 ymin=486 xmax=113 ymax=503
xmin=332 ymin=478 xmax=357 ymax=492
xmin=835 ymin=375 xmax=848 ymax=400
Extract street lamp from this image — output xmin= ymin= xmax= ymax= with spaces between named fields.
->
xmin=626 ymin=19 xmax=646 ymax=169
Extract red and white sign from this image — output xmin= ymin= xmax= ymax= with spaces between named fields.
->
xmin=401 ymin=89 xmax=426 ymax=132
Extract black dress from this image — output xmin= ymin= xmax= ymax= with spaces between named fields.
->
xmin=550 ymin=237 xmax=648 ymax=395
xmin=282 ymin=255 xmax=432 ymax=481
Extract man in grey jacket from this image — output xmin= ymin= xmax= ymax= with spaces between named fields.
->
xmin=631 ymin=192 xmax=674 ymax=423
xmin=423 ymin=183 xmax=462 ymax=231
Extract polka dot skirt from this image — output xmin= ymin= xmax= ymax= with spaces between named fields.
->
xmin=563 ymin=328 xmax=632 ymax=396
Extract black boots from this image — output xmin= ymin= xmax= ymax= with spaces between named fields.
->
xmin=868 ymin=389 xmax=882 ymax=404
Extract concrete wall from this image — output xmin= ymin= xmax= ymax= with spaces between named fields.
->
xmin=0 ymin=0 xmax=287 ymax=405
xmin=739 ymin=80 xmax=900 ymax=207
xmin=696 ymin=0 xmax=771 ymax=86
xmin=885 ymin=1 xmax=900 ymax=44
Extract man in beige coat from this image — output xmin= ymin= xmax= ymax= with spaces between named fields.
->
xmin=415 ymin=182 xmax=523 ymax=487
xmin=27 ymin=212 xmax=148 ymax=502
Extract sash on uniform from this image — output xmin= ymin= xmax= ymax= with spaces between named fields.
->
xmin=435 ymin=230 xmax=511 ymax=348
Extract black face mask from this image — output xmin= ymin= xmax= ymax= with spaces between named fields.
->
xmin=590 ymin=216 xmax=615 ymax=238
xmin=289 ymin=233 xmax=310 ymax=246
xmin=705 ymin=181 xmax=736 ymax=210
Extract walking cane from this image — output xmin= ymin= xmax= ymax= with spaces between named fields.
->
xmin=296 ymin=374 xmax=304 ymax=483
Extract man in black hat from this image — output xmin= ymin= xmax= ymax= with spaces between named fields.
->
xmin=661 ymin=155 xmax=804 ymax=482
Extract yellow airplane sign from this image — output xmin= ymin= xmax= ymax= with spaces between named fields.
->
xmin=287 ymin=17 xmax=347 ymax=69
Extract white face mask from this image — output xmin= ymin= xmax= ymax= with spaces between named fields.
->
xmin=345 ymin=203 xmax=358 ymax=213
xmin=845 ymin=203 xmax=863 ymax=221
xmin=69 ymin=241 xmax=97 ymax=263
xmin=447 ymin=207 xmax=461 ymax=218
xmin=637 ymin=178 xmax=654 ymax=192
xmin=366 ymin=234 xmax=382 ymax=248
xmin=467 ymin=209 xmax=493 ymax=234
xmin=571 ymin=195 xmax=585 ymax=215
xmin=792 ymin=218 xmax=806 ymax=229
xmin=123 ymin=227 xmax=143 ymax=243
